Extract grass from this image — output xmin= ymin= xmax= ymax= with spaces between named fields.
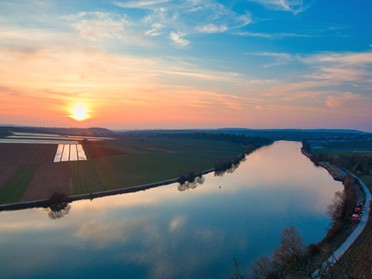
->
xmin=70 ymin=136 xmax=246 ymax=194
xmin=0 ymin=165 xmax=37 ymax=203
xmin=71 ymin=160 xmax=115 ymax=195
xmin=312 ymin=140 xmax=372 ymax=153
xmin=0 ymin=134 xmax=250 ymax=202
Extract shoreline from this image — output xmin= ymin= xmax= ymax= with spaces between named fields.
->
xmin=301 ymin=147 xmax=371 ymax=277
xmin=301 ymin=148 xmax=346 ymax=181
xmin=0 ymin=168 xmax=215 ymax=212
xmin=312 ymin=173 xmax=371 ymax=278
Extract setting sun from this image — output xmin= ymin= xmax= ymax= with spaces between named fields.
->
xmin=69 ymin=102 xmax=90 ymax=121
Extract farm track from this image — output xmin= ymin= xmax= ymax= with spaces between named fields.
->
xmin=0 ymin=143 xmax=56 ymax=166
xmin=21 ymin=163 xmax=73 ymax=201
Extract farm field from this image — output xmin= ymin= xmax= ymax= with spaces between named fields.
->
xmin=71 ymin=135 xmax=246 ymax=195
xmin=0 ymin=134 xmax=248 ymax=204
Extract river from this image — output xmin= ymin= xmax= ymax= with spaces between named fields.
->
xmin=0 ymin=141 xmax=343 ymax=278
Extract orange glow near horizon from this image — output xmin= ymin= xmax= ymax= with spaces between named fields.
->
xmin=69 ymin=102 xmax=91 ymax=121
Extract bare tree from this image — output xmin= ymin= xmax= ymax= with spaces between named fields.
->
xmin=327 ymin=191 xmax=346 ymax=224
xmin=250 ymin=256 xmax=279 ymax=279
xmin=273 ymin=227 xmax=306 ymax=266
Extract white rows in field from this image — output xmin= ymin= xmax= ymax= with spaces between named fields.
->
xmin=54 ymin=144 xmax=87 ymax=162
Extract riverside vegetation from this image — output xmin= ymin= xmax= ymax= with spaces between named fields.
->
xmin=231 ymin=138 xmax=372 ymax=278
xmin=0 ymin=131 xmax=273 ymax=205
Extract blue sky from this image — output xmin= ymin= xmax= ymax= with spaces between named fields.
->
xmin=0 ymin=0 xmax=371 ymax=131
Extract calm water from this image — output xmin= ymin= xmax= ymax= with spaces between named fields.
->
xmin=0 ymin=141 xmax=342 ymax=279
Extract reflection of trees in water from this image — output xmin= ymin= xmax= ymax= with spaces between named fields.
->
xmin=47 ymin=203 xmax=71 ymax=220
xmin=214 ymin=154 xmax=246 ymax=177
xmin=45 ymin=192 xmax=71 ymax=220
xmin=178 ymin=175 xmax=205 ymax=192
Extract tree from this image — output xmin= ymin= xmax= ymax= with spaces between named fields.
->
xmin=250 ymin=256 xmax=279 ymax=279
xmin=327 ymin=191 xmax=346 ymax=224
xmin=250 ymin=227 xmax=306 ymax=278
xmin=273 ymin=227 xmax=306 ymax=267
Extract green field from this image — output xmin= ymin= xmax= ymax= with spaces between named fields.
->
xmin=71 ymin=135 xmax=247 ymax=195
xmin=0 ymin=165 xmax=38 ymax=204
xmin=0 ymin=134 xmax=265 ymax=201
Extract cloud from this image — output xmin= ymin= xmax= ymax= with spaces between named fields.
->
xmin=145 ymin=23 xmax=165 ymax=36
xmin=169 ymin=32 xmax=189 ymax=46
xmin=245 ymin=51 xmax=295 ymax=67
xmin=301 ymin=51 xmax=372 ymax=83
xmin=75 ymin=220 xmax=124 ymax=247
xmin=62 ymin=12 xmax=129 ymax=41
xmin=195 ymin=23 xmax=227 ymax=33
xmin=248 ymin=0 xmax=310 ymax=14
xmin=169 ymin=216 xmax=186 ymax=232
xmin=235 ymin=31 xmax=313 ymax=39
xmin=113 ymin=0 xmax=253 ymax=45
xmin=113 ymin=0 xmax=169 ymax=9
xmin=325 ymin=92 xmax=362 ymax=108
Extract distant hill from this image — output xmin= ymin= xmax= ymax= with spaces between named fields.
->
xmin=118 ymin=128 xmax=371 ymax=141
xmin=1 ymin=125 xmax=370 ymax=141
xmin=0 ymin=126 xmax=114 ymax=137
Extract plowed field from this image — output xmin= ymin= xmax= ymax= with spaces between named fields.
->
xmin=0 ymin=144 xmax=56 ymax=166
xmin=21 ymin=163 xmax=73 ymax=202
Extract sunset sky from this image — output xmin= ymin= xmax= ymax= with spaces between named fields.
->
xmin=0 ymin=0 xmax=371 ymax=131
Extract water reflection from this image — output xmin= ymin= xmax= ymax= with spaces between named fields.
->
xmin=0 ymin=141 xmax=343 ymax=279
xmin=214 ymin=154 xmax=246 ymax=176
xmin=46 ymin=202 xmax=71 ymax=220
xmin=178 ymin=175 xmax=205 ymax=191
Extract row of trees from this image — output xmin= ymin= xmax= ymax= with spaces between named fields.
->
xmin=231 ymin=227 xmax=308 ymax=279
xmin=233 ymin=226 xmax=362 ymax=278
xmin=231 ymin=173 xmax=360 ymax=278
xmin=177 ymin=174 xmax=205 ymax=192
xmin=323 ymin=175 xmax=358 ymax=243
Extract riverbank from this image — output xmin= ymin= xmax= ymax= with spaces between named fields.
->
xmin=312 ymin=173 xmax=371 ymax=278
xmin=301 ymin=149 xmax=346 ymax=181
xmin=0 ymin=167 xmax=215 ymax=212
xmin=301 ymin=146 xmax=371 ymax=277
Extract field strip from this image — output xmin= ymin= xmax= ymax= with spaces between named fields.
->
xmin=53 ymin=144 xmax=64 ymax=162
xmin=61 ymin=145 xmax=70 ymax=162
xmin=77 ymin=144 xmax=87 ymax=160
xmin=70 ymin=144 xmax=78 ymax=161
xmin=54 ymin=144 xmax=87 ymax=163
xmin=8 ymin=135 xmax=80 ymax=140
xmin=0 ymin=139 xmax=78 ymax=144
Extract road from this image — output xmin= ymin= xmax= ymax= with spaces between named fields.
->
xmin=312 ymin=173 xmax=371 ymax=277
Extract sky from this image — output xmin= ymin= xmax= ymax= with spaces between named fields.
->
xmin=0 ymin=0 xmax=371 ymax=131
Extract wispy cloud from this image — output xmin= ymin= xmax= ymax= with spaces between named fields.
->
xmin=169 ymin=32 xmax=189 ymax=47
xmin=244 ymin=51 xmax=295 ymax=67
xmin=301 ymin=51 xmax=372 ymax=83
xmin=113 ymin=0 xmax=169 ymax=9
xmin=325 ymin=92 xmax=362 ymax=108
xmin=112 ymin=0 xmax=252 ymax=45
xmin=195 ymin=23 xmax=227 ymax=33
xmin=235 ymin=31 xmax=313 ymax=39
xmin=62 ymin=12 xmax=129 ymax=41
xmin=248 ymin=0 xmax=310 ymax=15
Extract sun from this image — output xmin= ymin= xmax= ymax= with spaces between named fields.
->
xmin=69 ymin=102 xmax=90 ymax=121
